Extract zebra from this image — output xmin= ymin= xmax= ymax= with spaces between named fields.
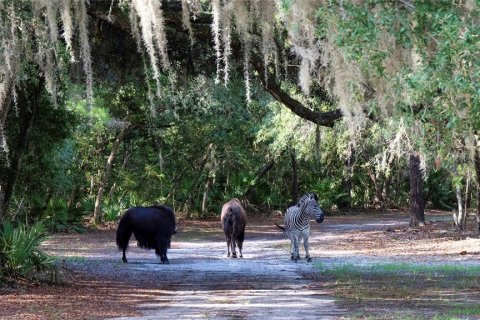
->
xmin=275 ymin=193 xmax=325 ymax=262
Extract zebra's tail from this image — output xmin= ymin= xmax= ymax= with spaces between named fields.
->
xmin=274 ymin=222 xmax=286 ymax=232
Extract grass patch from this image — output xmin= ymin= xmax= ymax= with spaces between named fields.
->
xmin=315 ymin=262 xmax=480 ymax=319
xmin=209 ymin=297 xmax=234 ymax=304
xmin=58 ymin=256 xmax=87 ymax=263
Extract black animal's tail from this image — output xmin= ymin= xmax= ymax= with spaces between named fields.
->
xmin=275 ymin=222 xmax=286 ymax=232
xmin=116 ymin=212 xmax=132 ymax=250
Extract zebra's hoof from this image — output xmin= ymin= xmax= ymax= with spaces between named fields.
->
xmin=231 ymin=253 xmax=237 ymax=258
xmin=307 ymin=257 xmax=312 ymax=262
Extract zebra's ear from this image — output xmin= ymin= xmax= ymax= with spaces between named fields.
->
xmin=311 ymin=193 xmax=318 ymax=201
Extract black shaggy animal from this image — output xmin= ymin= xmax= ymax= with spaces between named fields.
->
xmin=116 ymin=205 xmax=176 ymax=264
xmin=220 ymin=198 xmax=247 ymax=258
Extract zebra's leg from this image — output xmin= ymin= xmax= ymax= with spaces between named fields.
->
xmin=303 ymin=233 xmax=312 ymax=262
xmin=292 ymin=235 xmax=300 ymax=262
xmin=288 ymin=234 xmax=295 ymax=260
xmin=295 ymin=234 xmax=302 ymax=261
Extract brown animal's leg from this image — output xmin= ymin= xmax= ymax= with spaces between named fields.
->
xmin=237 ymin=231 xmax=244 ymax=258
xmin=237 ymin=241 xmax=243 ymax=258
xmin=226 ymin=236 xmax=231 ymax=257
xmin=122 ymin=249 xmax=128 ymax=263
xmin=231 ymin=236 xmax=237 ymax=258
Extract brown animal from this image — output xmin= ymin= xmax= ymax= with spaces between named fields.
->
xmin=220 ymin=198 xmax=247 ymax=258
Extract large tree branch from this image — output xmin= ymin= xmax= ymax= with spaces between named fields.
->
xmin=88 ymin=1 xmax=343 ymax=127
xmin=248 ymin=55 xmax=342 ymax=127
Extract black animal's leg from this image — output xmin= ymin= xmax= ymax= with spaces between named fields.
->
xmin=122 ymin=249 xmax=128 ymax=263
xmin=161 ymin=253 xmax=169 ymax=264
xmin=162 ymin=245 xmax=169 ymax=264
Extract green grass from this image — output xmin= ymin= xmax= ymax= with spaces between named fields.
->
xmin=314 ymin=262 xmax=480 ymax=319
xmin=316 ymin=262 xmax=480 ymax=277
xmin=57 ymin=256 xmax=87 ymax=263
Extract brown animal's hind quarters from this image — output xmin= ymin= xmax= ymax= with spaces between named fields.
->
xmin=220 ymin=198 xmax=247 ymax=258
xmin=275 ymin=193 xmax=324 ymax=262
xmin=116 ymin=205 xmax=176 ymax=264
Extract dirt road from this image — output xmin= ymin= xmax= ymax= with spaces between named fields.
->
xmin=3 ymin=212 xmax=478 ymax=319
xmin=64 ymin=219 xmax=344 ymax=319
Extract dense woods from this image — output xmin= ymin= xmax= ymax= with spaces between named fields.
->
xmin=0 ymin=0 xmax=479 ymax=280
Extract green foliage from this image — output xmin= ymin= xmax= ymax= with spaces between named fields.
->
xmin=42 ymin=199 xmax=86 ymax=233
xmin=0 ymin=222 xmax=54 ymax=279
xmin=309 ymin=178 xmax=349 ymax=210
xmin=102 ymin=194 xmax=142 ymax=222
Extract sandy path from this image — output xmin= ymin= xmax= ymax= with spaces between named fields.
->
xmin=42 ymin=219 xmax=344 ymax=319
xmin=38 ymin=213 xmax=479 ymax=319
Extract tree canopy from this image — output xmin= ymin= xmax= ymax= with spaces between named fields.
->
xmin=0 ymin=0 xmax=479 ymax=230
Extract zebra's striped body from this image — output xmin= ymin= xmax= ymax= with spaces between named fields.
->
xmin=279 ymin=193 xmax=324 ymax=262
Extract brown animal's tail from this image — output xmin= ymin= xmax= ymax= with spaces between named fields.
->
xmin=275 ymin=222 xmax=286 ymax=232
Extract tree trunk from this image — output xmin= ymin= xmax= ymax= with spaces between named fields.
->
xmin=409 ymin=153 xmax=425 ymax=227
xmin=244 ymin=149 xmax=286 ymax=200
xmin=315 ymin=125 xmax=321 ymax=170
xmin=454 ymin=184 xmax=466 ymax=231
xmin=475 ymin=147 xmax=480 ymax=233
xmin=67 ymin=185 xmax=81 ymax=213
xmin=290 ymin=148 xmax=298 ymax=204
xmin=93 ymin=124 xmax=129 ymax=224
xmin=184 ymin=143 xmax=214 ymax=216
xmin=463 ymin=173 xmax=471 ymax=229
xmin=340 ymin=143 xmax=355 ymax=209
xmin=201 ymin=176 xmax=211 ymax=215
xmin=0 ymin=80 xmax=42 ymax=222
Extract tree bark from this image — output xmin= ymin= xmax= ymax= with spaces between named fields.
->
xmin=0 ymin=80 xmax=42 ymax=222
xmin=249 ymin=57 xmax=342 ymax=127
xmin=1 ymin=85 xmax=14 ymax=225
xmin=409 ymin=153 xmax=425 ymax=227
xmin=454 ymin=185 xmax=466 ymax=231
xmin=184 ymin=143 xmax=214 ymax=216
xmin=340 ymin=143 xmax=355 ymax=208
xmin=201 ymin=176 xmax=211 ymax=215
xmin=93 ymin=123 xmax=130 ymax=224
xmin=290 ymin=148 xmax=298 ymax=204
xmin=475 ymin=147 xmax=480 ymax=233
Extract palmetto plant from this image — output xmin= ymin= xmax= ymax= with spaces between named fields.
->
xmin=0 ymin=222 xmax=54 ymax=278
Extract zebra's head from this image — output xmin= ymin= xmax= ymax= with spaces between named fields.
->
xmin=299 ymin=193 xmax=325 ymax=223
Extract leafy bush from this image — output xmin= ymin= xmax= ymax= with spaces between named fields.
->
xmin=0 ymin=222 xmax=54 ymax=279
xmin=43 ymin=199 xmax=86 ymax=233
xmin=309 ymin=178 xmax=349 ymax=210
xmin=102 ymin=196 xmax=132 ymax=222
